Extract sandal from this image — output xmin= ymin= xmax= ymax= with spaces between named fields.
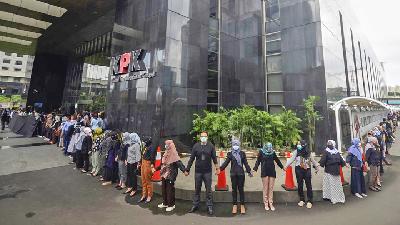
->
xmin=130 ymin=191 xmax=137 ymax=197
xmin=124 ymin=188 xmax=133 ymax=194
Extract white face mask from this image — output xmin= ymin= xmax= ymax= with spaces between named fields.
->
xmin=232 ymin=146 xmax=240 ymax=150
xmin=200 ymin=137 xmax=208 ymax=143
xmin=165 ymin=144 xmax=168 ymax=149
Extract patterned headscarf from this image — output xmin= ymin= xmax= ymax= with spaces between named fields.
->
xmin=122 ymin=132 xmax=130 ymax=146
xmin=231 ymin=139 xmax=242 ymax=166
xmin=325 ymin=140 xmax=339 ymax=154
xmin=261 ymin=142 xmax=274 ymax=156
xmin=129 ymin=133 xmax=141 ymax=145
xmin=93 ymin=128 xmax=103 ymax=140
xmin=348 ymin=138 xmax=362 ymax=162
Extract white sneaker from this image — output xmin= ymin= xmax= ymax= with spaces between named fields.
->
xmin=265 ymin=206 xmax=270 ymax=211
xmin=158 ymin=203 xmax=167 ymax=208
xmin=361 ymin=193 xmax=368 ymax=197
xmin=306 ymin=202 xmax=313 ymax=209
xmin=298 ymin=201 xmax=305 ymax=207
xmin=269 ymin=205 xmax=276 ymax=211
xmin=355 ymin=193 xmax=363 ymax=199
xmin=166 ymin=205 xmax=175 ymax=212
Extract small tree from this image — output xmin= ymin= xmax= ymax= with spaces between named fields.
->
xmin=303 ymin=96 xmax=323 ymax=152
xmin=278 ymin=107 xmax=302 ymax=149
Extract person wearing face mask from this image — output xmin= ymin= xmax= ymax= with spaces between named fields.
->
xmin=80 ymin=127 xmax=93 ymax=173
xmin=220 ymin=139 xmax=252 ymax=214
xmin=346 ymin=138 xmax=367 ymax=198
xmin=285 ymin=140 xmax=319 ymax=209
xmin=319 ymin=140 xmax=346 ymax=204
xmin=253 ymin=142 xmax=285 ymax=211
xmin=138 ymin=137 xmax=157 ymax=203
xmin=185 ymin=131 xmax=219 ymax=215
xmin=156 ymin=140 xmax=186 ymax=212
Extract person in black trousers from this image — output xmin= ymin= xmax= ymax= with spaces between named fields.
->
xmin=156 ymin=140 xmax=186 ymax=212
xmin=220 ymin=139 xmax=252 ymax=214
xmin=185 ymin=131 xmax=220 ymax=215
xmin=80 ymin=127 xmax=93 ymax=173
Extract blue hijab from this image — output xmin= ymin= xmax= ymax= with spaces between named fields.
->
xmin=348 ymin=138 xmax=362 ymax=162
xmin=261 ymin=143 xmax=274 ymax=156
xmin=231 ymin=139 xmax=242 ymax=166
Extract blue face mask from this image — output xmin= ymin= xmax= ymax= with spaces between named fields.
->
xmin=297 ymin=145 xmax=302 ymax=151
xmin=232 ymin=145 xmax=240 ymax=151
xmin=200 ymin=137 xmax=208 ymax=143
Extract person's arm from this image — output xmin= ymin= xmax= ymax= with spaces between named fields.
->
xmin=274 ymin=153 xmax=284 ymax=170
xmin=310 ymin=154 xmax=320 ymax=170
xmin=319 ymin=152 xmax=327 ymax=167
xmin=219 ymin=153 xmax=231 ymax=171
xmin=253 ymin=151 xmax=261 ymax=171
xmin=285 ymin=150 xmax=297 ymax=168
xmin=186 ymin=146 xmax=196 ymax=172
xmin=345 ymin=153 xmax=353 ymax=164
xmin=339 ymin=154 xmax=346 ymax=167
xmin=242 ymin=152 xmax=252 ymax=174
xmin=176 ymin=160 xmax=186 ymax=173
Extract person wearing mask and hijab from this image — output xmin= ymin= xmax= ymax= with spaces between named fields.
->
xmin=365 ymin=133 xmax=381 ymax=192
xmin=116 ymin=132 xmax=129 ymax=190
xmin=102 ymin=132 xmax=120 ymax=186
xmin=285 ymin=140 xmax=319 ymax=209
xmin=319 ymin=140 xmax=346 ymax=204
xmin=98 ymin=131 xmax=113 ymax=180
xmin=138 ymin=137 xmax=156 ymax=203
xmin=253 ymin=142 xmax=285 ymax=211
xmin=80 ymin=127 xmax=93 ymax=173
xmin=220 ymin=139 xmax=252 ymax=214
xmin=346 ymin=138 xmax=367 ymax=198
xmin=74 ymin=127 xmax=86 ymax=170
xmin=156 ymin=140 xmax=186 ymax=212
xmin=185 ymin=131 xmax=219 ymax=215
xmin=125 ymin=133 xmax=142 ymax=196
xmin=90 ymin=128 xmax=103 ymax=176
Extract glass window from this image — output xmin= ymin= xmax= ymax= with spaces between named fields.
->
xmin=15 ymin=61 xmax=23 ymax=65
xmin=1 ymin=67 xmax=8 ymax=70
xmin=208 ymin=70 xmax=218 ymax=90
xmin=268 ymin=105 xmax=283 ymax=114
xmin=208 ymin=52 xmax=218 ymax=71
xmin=207 ymin=90 xmax=218 ymax=104
xmin=267 ymin=54 xmax=282 ymax=73
xmin=266 ymin=0 xmax=280 ymax=21
xmin=267 ymin=32 xmax=281 ymax=41
xmin=3 ymin=59 xmax=11 ymax=64
xmin=208 ymin=36 xmax=218 ymax=52
xmin=266 ymin=19 xmax=280 ymax=33
xmin=267 ymin=74 xmax=283 ymax=91
xmin=268 ymin=92 xmax=284 ymax=104
xmin=14 ymin=68 xmax=22 ymax=72
xmin=266 ymin=39 xmax=281 ymax=54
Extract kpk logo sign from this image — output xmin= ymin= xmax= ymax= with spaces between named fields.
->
xmin=111 ymin=49 xmax=156 ymax=82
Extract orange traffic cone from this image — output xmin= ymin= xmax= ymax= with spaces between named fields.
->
xmin=339 ymin=166 xmax=349 ymax=186
xmin=151 ymin=146 xmax=162 ymax=182
xmin=281 ymin=151 xmax=297 ymax=191
xmin=215 ymin=150 xmax=229 ymax=191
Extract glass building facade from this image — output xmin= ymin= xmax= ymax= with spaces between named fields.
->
xmin=0 ymin=0 xmax=386 ymax=151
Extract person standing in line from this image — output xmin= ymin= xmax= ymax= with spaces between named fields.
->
xmin=156 ymin=140 xmax=186 ymax=212
xmin=102 ymin=132 xmax=120 ymax=186
xmin=220 ymin=139 xmax=252 ymax=214
xmin=115 ymin=132 xmax=129 ymax=190
xmin=185 ymin=131 xmax=220 ymax=215
xmin=253 ymin=142 xmax=285 ymax=211
xmin=125 ymin=133 xmax=142 ymax=196
xmin=319 ymin=140 xmax=346 ymax=204
xmin=138 ymin=137 xmax=156 ymax=203
xmin=285 ymin=140 xmax=319 ymax=209
xmin=365 ymin=134 xmax=381 ymax=192
xmin=80 ymin=127 xmax=93 ymax=173
xmin=90 ymin=128 xmax=104 ymax=176
xmin=1 ymin=108 xmax=10 ymax=130
xmin=346 ymin=138 xmax=367 ymax=198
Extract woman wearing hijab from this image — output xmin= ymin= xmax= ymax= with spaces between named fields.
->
xmin=365 ymin=134 xmax=381 ymax=192
xmin=115 ymin=132 xmax=129 ymax=190
xmin=125 ymin=133 xmax=142 ymax=196
xmin=98 ymin=131 xmax=113 ymax=180
xmin=220 ymin=139 xmax=252 ymax=214
xmin=102 ymin=132 xmax=120 ymax=186
xmin=90 ymin=128 xmax=104 ymax=176
xmin=319 ymin=140 xmax=346 ymax=204
xmin=253 ymin=142 xmax=285 ymax=211
xmin=346 ymin=138 xmax=367 ymax=198
xmin=156 ymin=140 xmax=186 ymax=212
xmin=285 ymin=140 xmax=319 ymax=209
xmin=138 ymin=137 xmax=156 ymax=203
xmin=80 ymin=127 xmax=93 ymax=173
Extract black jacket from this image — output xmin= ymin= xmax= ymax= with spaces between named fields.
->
xmin=346 ymin=153 xmax=363 ymax=170
xmin=319 ymin=151 xmax=346 ymax=176
xmin=186 ymin=142 xmax=217 ymax=174
xmin=81 ymin=136 xmax=93 ymax=154
xmin=365 ymin=148 xmax=380 ymax=166
xmin=220 ymin=151 xmax=251 ymax=176
xmin=253 ymin=151 xmax=284 ymax=178
xmin=156 ymin=160 xmax=186 ymax=182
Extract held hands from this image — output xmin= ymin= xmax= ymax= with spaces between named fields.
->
xmin=125 ymin=160 xmax=127 ymax=166
xmin=151 ymin=167 xmax=156 ymax=174
xmin=215 ymin=168 xmax=221 ymax=175
xmin=184 ymin=171 xmax=189 ymax=176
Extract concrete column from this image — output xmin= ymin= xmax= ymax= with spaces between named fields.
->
xmin=334 ymin=106 xmax=342 ymax=153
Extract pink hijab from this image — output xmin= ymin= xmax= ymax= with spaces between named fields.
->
xmin=162 ymin=140 xmax=180 ymax=165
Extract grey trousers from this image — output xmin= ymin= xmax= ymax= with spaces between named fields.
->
xmin=118 ymin=160 xmax=127 ymax=184
xmin=193 ymin=172 xmax=213 ymax=207
xmin=91 ymin=151 xmax=101 ymax=174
